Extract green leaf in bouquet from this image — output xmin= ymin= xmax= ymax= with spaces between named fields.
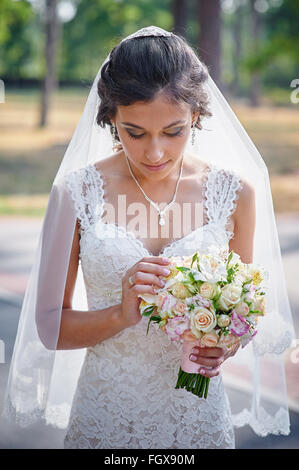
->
xmin=226 ymin=251 xmax=234 ymax=267
xmin=176 ymin=266 xmax=191 ymax=275
xmin=146 ymin=314 xmax=162 ymax=335
xmin=187 ymin=271 xmax=196 ymax=283
xmin=249 ymin=309 xmax=264 ymax=316
xmin=183 ymin=282 xmax=197 ymax=295
xmin=191 ymin=252 xmax=198 ymax=268
xmin=142 ymin=305 xmax=155 ymax=317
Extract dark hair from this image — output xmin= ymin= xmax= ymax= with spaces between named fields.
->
xmin=96 ymin=33 xmax=212 ymax=145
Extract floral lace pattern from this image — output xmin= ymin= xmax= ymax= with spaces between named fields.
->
xmin=62 ymin=162 xmax=244 ymax=449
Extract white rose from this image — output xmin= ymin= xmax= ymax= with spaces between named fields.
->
xmin=217 ymin=314 xmax=231 ymax=327
xmin=199 ymin=282 xmax=218 ymax=299
xmin=219 ymin=284 xmax=242 ymax=311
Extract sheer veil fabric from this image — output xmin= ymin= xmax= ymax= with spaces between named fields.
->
xmin=1 ymin=26 xmax=295 ymax=438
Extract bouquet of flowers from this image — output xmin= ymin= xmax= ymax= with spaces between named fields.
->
xmin=138 ymin=247 xmax=267 ymax=399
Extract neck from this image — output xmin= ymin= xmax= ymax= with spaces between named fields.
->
xmin=125 ymin=153 xmax=184 ymax=188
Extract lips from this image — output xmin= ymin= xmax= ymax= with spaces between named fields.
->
xmin=143 ymin=160 xmax=169 ymax=170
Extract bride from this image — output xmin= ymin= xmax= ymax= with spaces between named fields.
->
xmin=59 ymin=30 xmax=251 ymax=449
xmin=1 ymin=26 xmax=294 ymax=449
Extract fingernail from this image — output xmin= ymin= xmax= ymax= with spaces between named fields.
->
xmin=162 ymin=258 xmax=170 ymax=263
xmin=199 ymin=368 xmax=205 ymax=374
xmin=189 ymin=354 xmax=197 ymax=361
xmin=162 ymin=268 xmax=170 ymax=275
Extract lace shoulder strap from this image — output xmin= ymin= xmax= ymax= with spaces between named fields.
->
xmin=64 ymin=164 xmax=104 ymax=234
xmin=205 ymin=165 xmax=244 ymax=240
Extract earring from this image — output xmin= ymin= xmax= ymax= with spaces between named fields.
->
xmin=111 ymin=124 xmax=119 ymax=151
xmin=191 ymin=123 xmax=196 ymax=146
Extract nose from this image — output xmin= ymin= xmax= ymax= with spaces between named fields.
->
xmin=144 ymin=138 xmax=165 ymax=164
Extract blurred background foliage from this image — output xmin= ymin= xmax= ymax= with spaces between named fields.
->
xmin=0 ymin=0 xmax=298 ymax=215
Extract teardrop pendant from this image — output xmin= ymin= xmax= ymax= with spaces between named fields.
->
xmin=159 ymin=214 xmax=165 ymax=226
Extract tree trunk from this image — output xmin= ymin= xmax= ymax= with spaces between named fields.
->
xmin=39 ymin=0 xmax=59 ymax=128
xmin=249 ymin=0 xmax=261 ymax=107
xmin=172 ymin=0 xmax=188 ymax=37
xmin=231 ymin=2 xmax=243 ymax=96
xmin=196 ymin=0 xmax=222 ymax=89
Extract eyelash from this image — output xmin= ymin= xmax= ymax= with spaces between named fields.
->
xmin=126 ymin=128 xmax=184 ymax=140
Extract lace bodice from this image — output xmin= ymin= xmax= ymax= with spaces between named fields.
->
xmin=62 ymin=161 xmax=243 ymax=449
xmin=65 ymin=162 xmax=242 ymax=309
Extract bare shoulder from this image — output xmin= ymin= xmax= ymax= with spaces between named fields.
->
xmin=183 ymin=152 xmax=210 ymax=178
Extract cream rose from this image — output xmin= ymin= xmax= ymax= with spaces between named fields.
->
xmin=199 ymin=282 xmax=218 ymax=299
xmin=234 ymin=301 xmax=250 ymax=317
xmin=201 ymin=332 xmax=219 ymax=348
xmin=171 ymin=282 xmax=190 ymax=300
xmin=173 ymin=300 xmax=187 ymax=317
xmin=190 ymin=306 xmax=217 ymax=336
xmin=218 ymin=284 xmax=242 ymax=311
xmin=217 ymin=314 xmax=231 ymax=327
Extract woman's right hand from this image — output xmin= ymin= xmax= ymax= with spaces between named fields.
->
xmin=120 ymin=256 xmax=171 ymax=328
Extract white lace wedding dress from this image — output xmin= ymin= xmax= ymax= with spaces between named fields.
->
xmin=62 ymin=161 xmax=243 ymax=449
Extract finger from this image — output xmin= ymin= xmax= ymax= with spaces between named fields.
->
xmin=191 ymin=346 xmax=226 ymax=358
xmin=136 ymin=262 xmax=171 ymax=278
xmin=198 ymin=366 xmax=220 ymax=378
xmin=130 ymin=284 xmax=158 ymax=295
xmin=132 ymin=271 xmax=166 ymax=288
xmin=189 ymin=354 xmax=223 ymax=368
xmin=140 ymin=256 xmax=171 ymax=265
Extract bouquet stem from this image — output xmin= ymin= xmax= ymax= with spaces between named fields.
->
xmin=175 ymin=339 xmax=211 ymax=399
xmin=175 ymin=367 xmax=210 ymax=398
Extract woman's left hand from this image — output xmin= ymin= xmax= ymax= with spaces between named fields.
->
xmin=189 ymin=342 xmax=240 ymax=378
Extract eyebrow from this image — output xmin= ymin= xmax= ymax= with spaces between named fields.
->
xmin=120 ymin=120 xmax=186 ymax=130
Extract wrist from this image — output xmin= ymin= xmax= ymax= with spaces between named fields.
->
xmin=111 ymin=303 xmax=128 ymax=332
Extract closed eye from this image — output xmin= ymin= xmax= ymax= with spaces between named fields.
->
xmin=126 ymin=127 xmax=185 ymax=139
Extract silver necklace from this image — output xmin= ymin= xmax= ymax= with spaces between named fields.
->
xmin=125 ymin=155 xmax=184 ymax=226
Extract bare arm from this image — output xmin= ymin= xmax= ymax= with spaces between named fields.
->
xmin=229 ymin=178 xmax=256 ymax=264
xmin=57 ymin=220 xmax=170 ymax=350
xmin=57 ymin=220 xmax=126 ymax=350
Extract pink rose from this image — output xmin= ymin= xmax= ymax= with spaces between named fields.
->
xmin=229 ymin=310 xmax=250 ymax=337
xmin=192 ymin=293 xmax=211 ymax=308
xmin=157 ymin=293 xmax=177 ymax=313
xmin=165 ymin=316 xmax=190 ymax=342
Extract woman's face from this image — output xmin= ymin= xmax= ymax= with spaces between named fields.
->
xmin=111 ymin=92 xmax=198 ymax=181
